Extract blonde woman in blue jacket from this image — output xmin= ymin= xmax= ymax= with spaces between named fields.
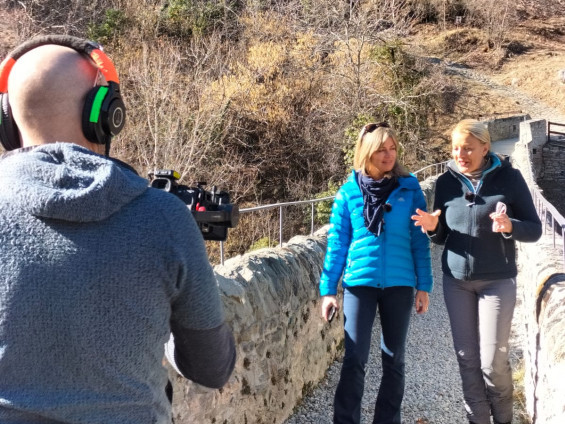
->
xmin=320 ymin=122 xmax=433 ymax=424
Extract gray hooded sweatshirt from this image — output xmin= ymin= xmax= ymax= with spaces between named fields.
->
xmin=0 ymin=143 xmax=235 ymax=423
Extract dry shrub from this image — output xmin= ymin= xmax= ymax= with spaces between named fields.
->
xmin=462 ymin=0 xmax=518 ymax=48
xmin=527 ymin=23 xmax=565 ymax=40
xmin=200 ymin=12 xmax=345 ymax=203
xmin=111 ymin=37 xmax=258 ymax=198
xmin=428 ymin=27 xmax=488 ymax=55
xmin=5 ymin=0 xmax=456 ymax=257
xmin=10 ymin=0 xmax=117 ymax=38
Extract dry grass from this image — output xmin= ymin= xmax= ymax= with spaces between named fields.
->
xmin=490 ymin=17 xmax=565 ymax=119
xmin=408 ymin=15 xmax=565 ymax=121
xmin=512 ymin=358 xmax=532 ymax=424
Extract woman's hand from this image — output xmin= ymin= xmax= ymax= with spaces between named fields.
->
xmin=490 ymin=207 xmax=513 ymax=233
xmin=414 ymin=290 xmax=429 ymax=315
xmin=411 ymin=208 xmax=441 ymax=233
xmin=321 ymin=295 xmax=339 ymax=322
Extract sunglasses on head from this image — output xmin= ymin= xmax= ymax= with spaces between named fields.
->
xmin=361 ymin=122 xmax=390 ymax=137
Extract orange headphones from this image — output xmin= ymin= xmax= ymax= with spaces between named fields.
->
xmin=0 ymin=35 xmax=126 ymax=152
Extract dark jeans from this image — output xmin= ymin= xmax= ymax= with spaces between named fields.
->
xmin=334 ymin=285 xmax=414 ymax=424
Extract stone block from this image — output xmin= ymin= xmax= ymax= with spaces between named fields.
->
xmin=520 ymin=119 xmax=547 ymax=149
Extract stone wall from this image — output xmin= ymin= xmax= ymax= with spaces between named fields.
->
xmin=518 ymin=119 xmax=546 ymax=183
xmin=484 ymin=114 xmax=531 ymax=141
xmin=511 ymin=119 xmax=565 ymax=424
xmin=168 ymin=230 xmax=343 ymax=424
xmin=541 ymin=141 xmax=565 ymax=183
xmin=516 ymin=240 xmax=565 ymax=424
xmin=539 ymin=140 xmax=565 ymax=210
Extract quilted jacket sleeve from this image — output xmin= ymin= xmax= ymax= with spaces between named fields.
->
xmin=319 ymin=187 xmax=352 ymax=296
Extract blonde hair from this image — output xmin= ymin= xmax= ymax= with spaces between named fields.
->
xmin=353 ymin=124 xmax=409 ymax=177
xmin=451 ymin=119 xmax=491 ymax=150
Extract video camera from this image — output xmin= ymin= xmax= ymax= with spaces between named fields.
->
xmin=149 ymin=170 xmax=239 ymax=242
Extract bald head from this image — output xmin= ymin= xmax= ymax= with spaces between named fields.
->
xmin=8 ymin=44 xmax=104 ymax=153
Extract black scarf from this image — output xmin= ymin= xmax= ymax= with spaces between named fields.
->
xmin=357 ymin=172 xmax=398 ymax=236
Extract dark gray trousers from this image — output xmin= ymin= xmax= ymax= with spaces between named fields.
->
xmin=443 ymin=274 xmax=516 ymax=424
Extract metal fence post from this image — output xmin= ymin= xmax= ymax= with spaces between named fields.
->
xmin=562 ymin=225 xmax=565 ymax=271
xmin=311 ymin=203 xmax=315 ymax=235
xmin=552 ymin=215 xmax=556 ymax=247
xmin=279 ymin=205 xmax=284 ymax=246
xmin=542 ymin=200 xmax=547 ymax=236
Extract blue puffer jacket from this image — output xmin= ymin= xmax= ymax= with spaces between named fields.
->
xmin=319 ymin=171 xmax=433 ymax=296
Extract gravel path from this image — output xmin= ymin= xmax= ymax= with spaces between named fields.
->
xmin=284 ymin=246 xmax=467 ymax=424
xmin=445 ymin=64 xmax=565 ymax=123
xmin=285 ymin=245 xmax=529 ymax=424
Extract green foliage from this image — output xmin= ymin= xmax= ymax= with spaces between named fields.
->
xmin=370 ymin=40 xmax=424 ymax=96
xmin=249 ymin=236 xmax=272 ymax=251
xmin=87 ymin=9 xmax=127 ymax=44
xmin=159 ymin=0 xmax=228 ymax=39
xmin=314 ymin=180 xmax=341 ymax=225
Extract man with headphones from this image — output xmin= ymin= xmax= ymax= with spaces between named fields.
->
xmin=0 ymin=35 xmax=235 ymax=423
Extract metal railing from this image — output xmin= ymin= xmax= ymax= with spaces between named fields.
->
xmin=531 ymin=187 xmax=565 ymax=270
xmin=413 ymin=161 xmax=448 ymax=181
xmin=219 ymin=161 xmax=565 ymax=269
xmin=218 ymin=162 xmax=449 ymax=264
xmin=548 ymin=121 xmax=565 ymax=142
xmin=218 ymin=196 xmax=335 ymax=264
xmin=240 ymin=195 xmax=336 ymax=243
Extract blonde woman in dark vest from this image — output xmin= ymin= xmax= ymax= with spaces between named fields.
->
xmin=412 ymin=119 xmax=542 ymax=424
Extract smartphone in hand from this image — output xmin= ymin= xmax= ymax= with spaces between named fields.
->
xmin=496 ymin=201 xmax=507 ymax=215
xmin=328 ymin=305 xmax=336 ymax=322
xmin=492 ymin=201 xmax=507 ymax=232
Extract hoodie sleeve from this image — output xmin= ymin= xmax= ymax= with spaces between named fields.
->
xmin=165 ymin=322 xmax=235 ymax=389
xmin=319 ymin=186 xmax=352 ymax=296
xmin=161 ymin=194 xmax=235 ymax=388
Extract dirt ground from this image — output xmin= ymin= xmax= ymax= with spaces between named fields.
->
xmin=488 ymin=16 xmax=565 ymax=118
xmin=407 ymin=13 xmax=565 ymax=124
